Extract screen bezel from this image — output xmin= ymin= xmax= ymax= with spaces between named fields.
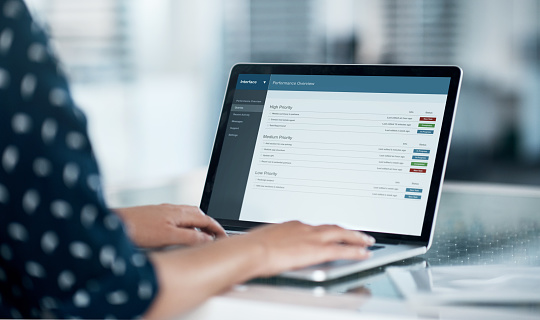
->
xmin=200 ymin=63 xmax=462 ymax=245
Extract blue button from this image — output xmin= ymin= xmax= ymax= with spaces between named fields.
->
xmin=405 ymin=194 xmax=421 ymax=199
xmin=417 ymin=130 xmax=434 ymax=134
xmin=413 ymin=149 xmax=430 ymax=154
xmin=412 ymin=155 xmax=429 ymax=160
xmin=406 ymin=188 xmax=423 ymax=193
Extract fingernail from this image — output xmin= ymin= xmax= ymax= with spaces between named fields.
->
xmin=363 ymin=235 xmax=375 ymax=245
xmin=359 ymin=248 xmax=372 ymax=257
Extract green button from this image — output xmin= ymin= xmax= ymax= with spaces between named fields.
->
xmin=419 ymin=123 xmax=435 ymax=128
xmin=411 ymin=162 xmax=428 ymax=166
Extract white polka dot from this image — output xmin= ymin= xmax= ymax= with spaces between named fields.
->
xmin=138 ymin=281 xmax=153 ymax=300
xmin=2 ymin=145 xmax=19 ymax=173
xmin=87 ymin=174 xmax=101 ymax=192
xmin=58 ymin=270 xmax=75 ymax=291
xmin=131 ymin=253 xmax=147 ymax=267
xmin=50 ymin=200 xmax=72 ymax=219
xmin=26 ymin=261 xmax=46 ymax=278
xmin=12 ymin=112 xmax=32 ymax=134
xmin=7 ymin=222 xmax=28 ymax=241
xmin=3 ymin=0 xmax=23 ymax=18
xmin=66 ymin=131 xmax=86 ymax=150
xmin=111 ymin=257 xmax=126 ymax=276
xmin=49 ymin=88 xmax=68 ymax=106
xmin=22 ymin=189 xmax=40 ymax=214
xmin=0 ymin=183 xmax=9 ymax=203
xmin=40 ymin=296 xmax=57 ymax=309
xmin=81 ymin=204 xmax=98 ymax=228
xmin=69 ymin=242 xmax=92 ymax=259
xmin=20 ymin=73 xmax=37 ymax=99
xmin=73 ymin=289 xmax=90 ymax=308
xmin=104 ymin=214 xmax=121 ymax=230
xmin=99 ymin=246 xmax=115 ymax=268
xmin=63 ymin=162 xmax=79 ymax=187
xmin=33 ymin=157 xmax=52 ymax=177
xmin=104 ymin=314 xmax=117 ymax=320
xmin=27 ymin=42 xmax=47 ymax=63
xmin=41 ymin=231 xmax=58 ymax=254
xmin=0 ymin=28 xmax=14 ymax=54
xmin=107 ymin=290 xmax=128 ymax=305
xmin=0 ymin=244 xmax=12 ymax=260
xmin=0 ymin=67 xmax=9 ymax=89
xmin=41 ymin=118 xmax=58 ymax=144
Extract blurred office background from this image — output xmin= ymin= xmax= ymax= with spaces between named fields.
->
xmin=25 ymin=0 xmax=540 ymax=205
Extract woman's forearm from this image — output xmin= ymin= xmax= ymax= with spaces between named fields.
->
xmin=143 ymin=236 xmax=265 ymax=319
xmin=141 ymin=221 xmax=374 ymax=319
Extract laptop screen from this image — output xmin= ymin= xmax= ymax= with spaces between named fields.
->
xmin=202 ymin=65 xmax=461 ymax=240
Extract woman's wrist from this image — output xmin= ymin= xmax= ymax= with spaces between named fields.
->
xmin=142 ymin=235 xmax=268 ymax=319
xmin=223 ymin=235 xmax=269 ymax=280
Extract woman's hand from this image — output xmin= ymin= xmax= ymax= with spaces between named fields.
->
xmin=145 ymin=220 xmax=375 ymax=319
xmin=241 ymin=221 xmax=375 ymax=277
xmin=114 ymin=204 xmax=227 ymax=248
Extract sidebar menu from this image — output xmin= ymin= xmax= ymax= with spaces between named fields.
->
xmin=207 ymin=76 xmax=270 ymax=220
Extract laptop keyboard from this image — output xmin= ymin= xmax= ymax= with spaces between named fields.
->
xmin=225 ymin=231 xmax=244 ymax=236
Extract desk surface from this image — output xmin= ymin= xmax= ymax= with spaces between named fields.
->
xmin=187 ymin=182 xmax=540 ymax=319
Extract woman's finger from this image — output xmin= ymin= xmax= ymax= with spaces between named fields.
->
xmin=314 ymin=224 xmax=375 ymax=246
xmin=166 ymin=206 xmax=227 ymax=237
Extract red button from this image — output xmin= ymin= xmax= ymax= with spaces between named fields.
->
xmin=419 ymin=117 xmax=436 ymax=121
xmin=410 ymin=168 xmax=427 ymax=173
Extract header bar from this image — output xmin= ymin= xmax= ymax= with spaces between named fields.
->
xmin=237 ymin=74 xmax=451 ymax=95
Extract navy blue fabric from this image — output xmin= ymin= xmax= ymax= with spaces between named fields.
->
xmin=0 ymin=0 xmax=158 ymax=318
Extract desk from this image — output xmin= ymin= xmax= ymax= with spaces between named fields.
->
xmin=185 ymin=182 xmax=540 ymax=319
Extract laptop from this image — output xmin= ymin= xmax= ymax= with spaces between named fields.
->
xmin=200 ymin=64 xmax=462 ymax=281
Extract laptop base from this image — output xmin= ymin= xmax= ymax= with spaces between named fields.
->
xmin=279 ymin=244 xmax=427 ymax=282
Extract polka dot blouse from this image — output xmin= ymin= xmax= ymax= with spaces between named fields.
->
xmin=0 ymin=0 xmax=158 ymax=318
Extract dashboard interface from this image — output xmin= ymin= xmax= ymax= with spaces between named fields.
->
xmin=207 ymin=73 xmax=452 ymax=236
